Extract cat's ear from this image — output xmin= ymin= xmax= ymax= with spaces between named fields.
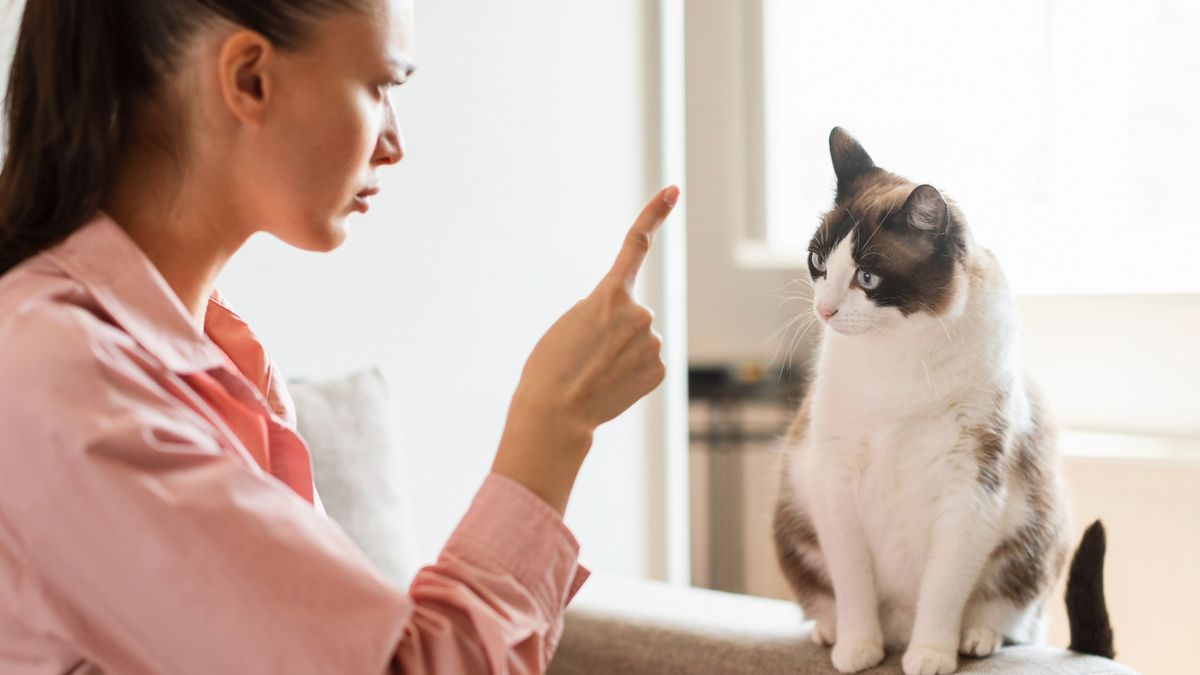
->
xmin=829 ymin=127 xmax=875 ymax=202
xmin=899 ymin=184 xmax=949 ymax=234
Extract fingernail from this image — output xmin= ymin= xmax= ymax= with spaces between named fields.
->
xmin=662 ymin=185 xmax=680 ymax=208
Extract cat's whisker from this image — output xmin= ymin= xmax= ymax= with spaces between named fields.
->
xmin=765 ymin=312 xmax=817 ymax=374
xmin=774 ymin=293 xmax=814 ymax=306
xmin=917 ymin=301 xmax=952 ymax=342
xmin=873 ymin=321 xmax=940 ymax=404
xmin=764 ymin=311 xmax=810 ymax=345
xmin=783 ymin=316 xmax=820 ymax=380
xmin=766 ymin=278 xmax=810 ymax=295
xmin=861 ymin=204 xmax=894 ymax=250
xmin=775 ymin=316 xmax=809 ymax=381
xmin=776 ymin=298 xmax=812 ymax=310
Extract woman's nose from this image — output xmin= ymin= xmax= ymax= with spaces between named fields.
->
xmin=373 ymin=108 xmax=404 ymax=166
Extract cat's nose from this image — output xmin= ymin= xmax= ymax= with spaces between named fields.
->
xmin=818 ymin=305 xmax=838 ymax=320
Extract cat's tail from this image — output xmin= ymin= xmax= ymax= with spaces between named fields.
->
xmin=1064 ymin=520 xmax=1115 ymax=658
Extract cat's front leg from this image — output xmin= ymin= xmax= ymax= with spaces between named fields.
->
xmin=902 ymin=484 xmax=1004 ymax=675
xmin=811 ymin=468 xmax=885 ymax=673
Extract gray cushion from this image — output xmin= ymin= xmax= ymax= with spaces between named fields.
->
xmin=288 ymin=367 xmax=420 ymax=589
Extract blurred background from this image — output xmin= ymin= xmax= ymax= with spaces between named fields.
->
xmin=3 ymin=1 xmax=1197 ymax=673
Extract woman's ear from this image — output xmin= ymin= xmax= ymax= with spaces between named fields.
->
xmin=217 ymin=30 xmax=274 ymax=125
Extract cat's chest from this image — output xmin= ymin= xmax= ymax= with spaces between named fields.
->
xmin=804 ymin=401 xmax=967 ymax=548
xmin=810 ymin=416 xmax=961 ymax=490
xmin=803 ymin=420 xmax=960 ymax=600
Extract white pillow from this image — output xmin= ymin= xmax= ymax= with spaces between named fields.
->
xmin=288 ymin=367 xmax=419 ymax=589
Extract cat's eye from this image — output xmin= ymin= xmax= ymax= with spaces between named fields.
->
xmin=810 ymin=251 xmax=827 ymax=272
xmin=857 ymin=269 xmax=881 ymax=290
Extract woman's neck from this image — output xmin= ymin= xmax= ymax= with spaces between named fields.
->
xmin=101 ymin=141 xmax=249 ymax=330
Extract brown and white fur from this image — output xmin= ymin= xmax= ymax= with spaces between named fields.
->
xmin=772 ymin=128 xmax=1112 ymax=674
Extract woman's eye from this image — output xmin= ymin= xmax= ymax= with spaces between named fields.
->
xmin=857 ymin=269 xmax=881 ymax=290
xmin=377 ymin=80 xmax=403 ymax=99
xmin=810 ymin=251 xmax=827 ymax=272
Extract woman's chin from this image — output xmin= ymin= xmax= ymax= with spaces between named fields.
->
xmin=276 ymin=217 xmax=350 ymax=253
xmin=316 ymin=220 xmax=351 ymax=251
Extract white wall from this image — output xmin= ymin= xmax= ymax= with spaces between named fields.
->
xmin=0 ymin=3 xmax=19 ymax=155
xmin=216 ymin=0 xmax=663 ymax=576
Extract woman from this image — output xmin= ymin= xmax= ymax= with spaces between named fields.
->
xmin=0 ymin=1 xmax=678 ymax=672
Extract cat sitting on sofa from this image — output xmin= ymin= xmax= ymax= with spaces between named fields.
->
xmin=772 ymin=128 xmax=1113 ymax=675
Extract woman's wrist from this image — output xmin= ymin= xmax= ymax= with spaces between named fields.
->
xmin=491 ymin=394 xmax=594 ymax=515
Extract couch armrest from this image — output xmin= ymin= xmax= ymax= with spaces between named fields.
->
xmin=548 ymin=574 xmax=1138 ymax=674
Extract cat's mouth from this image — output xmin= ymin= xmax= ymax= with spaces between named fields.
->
xmin=822 ymin=314 xmax=874 ymax=336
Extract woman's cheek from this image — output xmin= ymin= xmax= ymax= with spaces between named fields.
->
xmin=323 ymin=103 xmax=370 ymax=190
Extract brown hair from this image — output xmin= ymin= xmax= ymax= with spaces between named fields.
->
xmin=0 ymin=0 xmax=365 ymax=276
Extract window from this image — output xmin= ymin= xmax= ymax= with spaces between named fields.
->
xmin=758 ymin=0 xmax=1200 ymax=295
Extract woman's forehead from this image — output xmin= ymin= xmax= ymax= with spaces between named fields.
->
xmin=374 ymin=0 xmax=417 ymax=58
xmin=322 ymin=0 xmax=414 ymax=66
xmin=378 ymin=0 xmax=415 ymax=57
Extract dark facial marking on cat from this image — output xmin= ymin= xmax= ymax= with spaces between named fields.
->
xmin=810 ymin=129 xmax=969 ymax=317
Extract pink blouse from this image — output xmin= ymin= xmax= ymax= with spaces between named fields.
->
xmin=0 ymin=212 xmax=588 ymax=674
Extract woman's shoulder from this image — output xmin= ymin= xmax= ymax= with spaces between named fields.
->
xmin=1 ymin=258 xmax=138 ymax=370
xmin=0 ymin=262 xmax=167 ymax=430
xmin=0 ymin=265 xmax=233 ymax=501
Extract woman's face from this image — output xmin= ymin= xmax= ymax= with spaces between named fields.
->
xmin=239 ymin=1 xmax=414 ymax=251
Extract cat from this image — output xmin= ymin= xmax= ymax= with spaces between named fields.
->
xmin=771 ymin=128 xmax=1113 ymax=675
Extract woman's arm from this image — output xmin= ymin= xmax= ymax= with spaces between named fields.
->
xmin=0 ymin=312 xmax=582 ymax=674
xmin=492 ymin=185 xmax=680 ymax=514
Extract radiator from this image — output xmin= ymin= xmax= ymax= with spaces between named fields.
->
xmin=688 ymin=365 xmax=805 ymax=597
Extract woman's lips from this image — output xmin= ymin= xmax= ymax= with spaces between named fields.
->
xmin=351 ymin=186 xmax=381 ymax=213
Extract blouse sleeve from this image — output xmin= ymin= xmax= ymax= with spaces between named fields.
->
xmin=0 ymin=309 xmax=587 ymax=675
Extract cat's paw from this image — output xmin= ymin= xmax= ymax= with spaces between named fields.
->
xmin=811 ymin=620 xmax=836 ymax=646
xmin=902 ymin=645 xmax=958 ymax=675
xmin=959 ymin=625 xmax=1002 ymax=657
xmin=831 ymin=640 xmax=885 ymax=673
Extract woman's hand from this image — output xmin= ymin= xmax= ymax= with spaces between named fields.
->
xmin=492 ymin=185 xmax=681 ymax=514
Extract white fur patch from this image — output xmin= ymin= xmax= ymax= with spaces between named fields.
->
xmin=812 ymin=231 xmax=904 ymax=336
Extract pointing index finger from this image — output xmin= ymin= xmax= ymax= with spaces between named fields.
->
xmin=605 ymin=185 xmax=681 ymax=290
